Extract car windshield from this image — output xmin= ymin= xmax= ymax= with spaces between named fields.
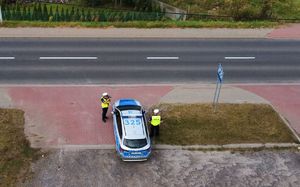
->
xmin=123 ymin=138 xmax=147 ymax=149
xmin=117 ymin=105 xmax=141 ymax=111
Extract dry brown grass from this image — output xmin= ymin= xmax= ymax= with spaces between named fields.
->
xmin=154 ymin=104 xmax=297 ymax=145
xmin=0 ymin=108 xmax=40 ymax=186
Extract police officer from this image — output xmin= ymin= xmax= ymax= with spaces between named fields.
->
xmin=100 ymin=92 xmax=111 ymax=123
xmin=150 ymin=109 xmax=161 ymax=138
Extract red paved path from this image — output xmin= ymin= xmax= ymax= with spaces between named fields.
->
xmin=8 ymin=86 xmax=173 ymax=147
xmin=5 ymin=85 xmax=300 ymax=147
xmin=238 ymin=85 xmax=300 ymax=134
xmin=268 ymin=24 xmax=300 ymax=39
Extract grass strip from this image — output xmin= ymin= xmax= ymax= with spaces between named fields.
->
xmin=0 ymin=108 xmax=40 ymax=186
xmin=153 ymin=104 xmax=297 ymax=145
xmin=0 ymin=20 xmax=279 ymax=28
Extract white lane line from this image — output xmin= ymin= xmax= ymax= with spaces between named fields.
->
xmin=39 ymin=57 xmax=98 ymax=60
xmin=147 ymin=57 xmax=179 ymax=60
xmin=0 ymin=57 xmax=15 ymax=60
xmin=225 ymin=57 xmax=255 ymax=60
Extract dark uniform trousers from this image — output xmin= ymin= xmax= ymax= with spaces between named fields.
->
xmin=150 ymin=125 xmax=159 ymax=138
xmin=102 ymin=107 xmax=108 ymax=121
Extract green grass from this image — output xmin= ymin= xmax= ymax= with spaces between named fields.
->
xmin=0 ymin=20 xmax=279 ymax=28
xmin=41 ymin=1 xmax=137 ymax=12
xmin=2 ymin=3 xmax=165 ymax=22
xmin=153 ymin=104 xmax=297 ymax=145
xmin=162 ymin=0 xmax=300 ymax=20
xmin=42 ymin=2 xmax=131 ymax=14
xmin=0 ymin=108 xmax=40 ymax=186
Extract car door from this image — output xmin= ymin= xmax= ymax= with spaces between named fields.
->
xmin=113 ymin=108 xmax=123 ymax=152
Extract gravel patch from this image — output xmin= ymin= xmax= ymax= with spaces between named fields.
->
xmin=23 ymin=150 xmax=300 ymax=187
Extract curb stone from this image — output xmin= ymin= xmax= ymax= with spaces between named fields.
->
xmin=153 ymin=143 xmax=300 ymax=150
xmin=46 ymin=143 xmax=300 ymax=151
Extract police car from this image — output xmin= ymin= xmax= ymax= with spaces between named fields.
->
xmin=112 ymin=99 xmax=151 ymax=161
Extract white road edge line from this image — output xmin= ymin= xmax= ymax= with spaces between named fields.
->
xmin=147 ymin=57 xmax=179 ymax=60
xmin=225 ymin=57 xmax=255 ymax=60
xmin=39 ymin=57 xmax=98 ymax=60
xmin=0 ymin=57 xmax=15 ymax=60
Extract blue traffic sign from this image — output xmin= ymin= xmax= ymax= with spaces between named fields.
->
xmin=217 ymin=63 xmax=224 ymax=82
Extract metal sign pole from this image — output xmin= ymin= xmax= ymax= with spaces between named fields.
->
xmin=216 ymin=82 xmax=222 ymax=104
xmin=213 ymin=82 xmax=221 ymax=112
xmin=213 ymin=63 xmax=224 ymax=112
xmin=214 ymin=82 xmax=222 ymax=112
xmin=213 ymin=81 xmax=219 ymax=106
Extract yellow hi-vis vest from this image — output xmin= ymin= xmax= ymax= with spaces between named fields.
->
xmin=101 ymin=97 xmax=110 ymax=108
xmin=151 ymin=115 xmax=161 ymax=126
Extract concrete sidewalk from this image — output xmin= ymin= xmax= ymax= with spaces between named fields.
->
xmin=160 ymin=84 xmax=269 ymax=104
xmin=0 ymin=27 xmax=272 ymax=38
xmin=1 ymin=24 xmax=299 ymax=38
xmin=0 ymin=23 xmax=299 ymax=38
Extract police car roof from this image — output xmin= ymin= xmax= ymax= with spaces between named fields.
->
xmin=124 ymin=124 xmax=145 ymax=140
xmin=122 ymin=111 xmax=145 ymax=139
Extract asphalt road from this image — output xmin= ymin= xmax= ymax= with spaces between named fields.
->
xmin=1 ymin=38 xmax=300 ymax=84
